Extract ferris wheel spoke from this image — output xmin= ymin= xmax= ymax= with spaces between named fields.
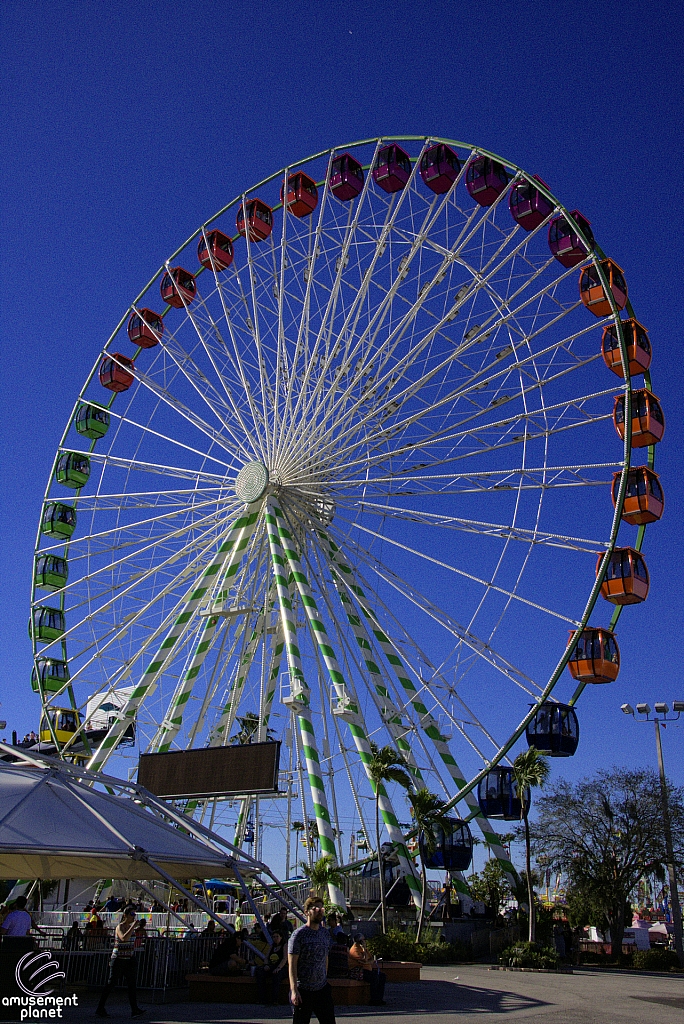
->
xmin=86 ymin=506 xmax=260 ymax=772
xmin=80 ymin=450 xmax=229 ymax=486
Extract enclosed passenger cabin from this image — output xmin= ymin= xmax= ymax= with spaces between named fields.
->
xmin=418 ymin=818 xmax=473 ymax=871
xmin=236 ymin=199 xmax=273 ymax=242
xmin=526 ymin=702 xmax=579 ymax=756
xmin=509 ymin=174 xmax=554 ymax=231
xmin=127 ymin=308 xmax=163 ymax=348
xmin=40 ymin=708 xmax=80 ymax=746
xmin=41 ymin=502 xmax=76 ymax=538
xmin=198 ymin=229 xmax=234 ymax=271
xmin=478 ymin=767 xmax=530 ymax=820
xmin=99 ymin=353 xmax=134 ymax=393
xmin=31 ymin=657 xmax=69 ymax=694
xmin=420 ymin=143 xmax=460 ymax=195
xmin=35 ymin=554 xmax=68 ymax=592
xmin=612 ymin=467 xmax=664 ymax=525
xmin=75 ymin=403 xmax=110 ymax=439
xmin=580 ymin=260 xmax=627 ymax=317
xmin=548 ymin=211 xmax=594 ymax=267
xmin=281 ymin=171 xmax=319 ymax=217
xmin=160 ymin=266 xmax=197 ymax=308
xmin=465 ymin=156 xmax=508 ymax=206
xmin=30 ymin=606 xmax=65 ymax=642
xmin=373 ymin=143 xmax=411 ymax=194
xmin=329 ymin=153 xmax=364 ymax=201
xmin=602 ymin=319 xmax=651 ymax=378
xmin=598 ymin=547 xmax=649 ymax=605
xmin=613 ymin=389 xmax=664 ymax=447
xmin=55 ymin=452 xmax=90 ymax=489
xmin=567 ymin=627 xmax=620 ymax=683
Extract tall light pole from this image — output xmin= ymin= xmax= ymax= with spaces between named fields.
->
xmin=621 ymin=700 xmax=684 ymax=965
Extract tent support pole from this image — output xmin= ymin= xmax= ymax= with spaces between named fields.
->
xmin=135 ymin=880 xmax=196 ymax=931
xmin=232 ymin=862 xmax=271 ymax=944
xmin=142 ymin=856 xmax=234 ymax=935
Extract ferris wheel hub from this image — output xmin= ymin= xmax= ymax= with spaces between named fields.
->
xmin=235 ymin=461 xmax=269 ymax=504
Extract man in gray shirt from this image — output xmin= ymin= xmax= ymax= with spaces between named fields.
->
xmin=288 ymin=896 xmax=335 ymax=1024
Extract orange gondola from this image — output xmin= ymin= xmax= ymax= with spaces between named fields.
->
xmin=613 ymin=389 xmax=664 ymax=448
xmin=127 ymin=308 xmax=163 ymax=348
xmin=597 ymin=547 xmax=649 ymax=605
xmin=236 ymin=199 xmax=273 ymax=242
xmin=160 ymin=267 xmax=197 ymax=308
xmin=601 ymin=318 xmax=651 ymax=378
xmin=567 ymin=627 xmax=620 ymax=684
xmin=281 ymin=172 xmax=318 ymax=218
xmin=612 ymin=467 xmax=664 ymax=525
xmin=579 ymin=260 xmax=627 ymax=317
xmin=198 ymin=230 xmax=234 ymax=271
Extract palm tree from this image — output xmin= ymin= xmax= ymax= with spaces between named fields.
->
xmin=299 ymin=853 xmax=343 ymax=906
xmin=512 ymin=747 xmax=550 ymax=943
xmin=409 ymin=787 xmax=449 ymax=943
xmin=366 ymin=742 xmax=412 ymax=934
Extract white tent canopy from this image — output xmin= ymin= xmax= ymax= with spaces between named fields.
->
xmin=0 ymin=761 xmax=241 ymax=880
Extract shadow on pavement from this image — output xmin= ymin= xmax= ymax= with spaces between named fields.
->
xmin=336 ymin=980 xmax=550 ymax=1015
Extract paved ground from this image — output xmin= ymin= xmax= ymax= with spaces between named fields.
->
xmin=66 ymin=965 xmax=684 ymax=1024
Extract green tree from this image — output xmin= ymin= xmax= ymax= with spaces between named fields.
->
xmin=531 ymin=768 xmax=684 ymax=956
xmin=467 ymin=858 xmax=511 ymax=916
xmin=300 ymin=853 xmax=344 ymax=907
xmin=366 ymin=742 xmax=412 ymax=934
xmin=512 ymin=747 xmax=550 ymax=943
xmin=409 ymin=787 xmax=448 ymax=943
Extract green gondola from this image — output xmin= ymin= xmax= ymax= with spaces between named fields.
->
xmin=55 ymin=452 xmax=90 ymax=489
xmin=34 ymin=554 xmax=68 ymax=591
xmin=31 ymin=657 xmax=70 ymax=694
xmin=30 ymin=606 xmax=66 ymax=642
xmin=41 ymin=502 xmax=77 ymax=538
xmin=75 ymin=403 xmax=110 ymax=439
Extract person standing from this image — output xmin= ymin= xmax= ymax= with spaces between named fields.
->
xmin=288 ymin=896 xmax=335 ymax=1024
xmin=256 ymin=929 xmax=288 ymax=1004
xmin=96 ymin=907 xmax=145 ymax=1018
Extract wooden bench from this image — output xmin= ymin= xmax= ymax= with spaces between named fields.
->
xmin=186 ymin=973 xmax=371 ymax=1005
xmin=379 ymin=960 xmax=422 ymax=982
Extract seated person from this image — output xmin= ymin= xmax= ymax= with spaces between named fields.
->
xmin=255 ymin=930 xmax=287 ymax=1005
xmin=349 ymin=933 xmax=386 ymax=1006
xmin=327 ymin=930 xmax=350 ymax=979
xmin=208 ymin=931 xmax=246 ymax=975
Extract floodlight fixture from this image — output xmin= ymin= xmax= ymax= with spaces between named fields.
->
xmin=635 ymin=703 xmax=651 ymax=715
xmin=621 ymin=704 xmax=635 ymax=715
xmin=672 ymin=701 xmax=684 ymax=713
xmin=654 ymin=703 xmax=669 ymax=715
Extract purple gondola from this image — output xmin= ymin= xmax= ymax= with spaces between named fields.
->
xmin=548 ymin=210 xmax=594 ymax=268
xmin=373 ymin=144 xmax=411 ymax=194
xmin=509 ymin=174 xmax=554 ymax=231
xmin=419 ymin=143 xmax=460 ymax=195
xmin=329 ymin=153 xmax=364 ymax=201
xmin=465 ymin=155 xmax=508 ymax=206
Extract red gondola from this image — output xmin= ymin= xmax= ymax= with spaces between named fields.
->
xmin=465 ymin=155 xmax=508 ymax=206
xmin=281 ymin=172 xmax=318 ymax=218
xmin=597 ymin=547 xmax=649 ymax=605
xmin=420 ymin=143 xmax=460 ymax=195
xmin=567 ymin=627 xmax=620 ymax=684
xmin=613 ymin=389 xmax=664 ymax=448
xmin=198 ymin=230 xmax=234 ymax=271
xmin=329 ymin=153 xmax=364 ymax=201
xmin=548 ymin=210 xmax=594 ymax=268
xmin=601 ymin=318 xmax=651 ymax=378
xmin=127 ymin=308 xmax=163 ymax=349
xmin=373 ymin=144 xmax=411 ymax=194
xmin=579 ymin=259 xmax=627 ymax=317
xmin=509 ymin=175 xmax=554 ymax=231
xmin=236 ymin=199 xmax=273 ymax=242
xmin=99 ymin=353 xmax=134 ymax=392
xmin=160 ymin=267 xmax=197 ymax=308
xmin=612 ymin=467 xmax=664 ymax=525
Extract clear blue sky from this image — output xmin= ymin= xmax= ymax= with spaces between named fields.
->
xmin=1 ymin=1 xmax=682 ymax=877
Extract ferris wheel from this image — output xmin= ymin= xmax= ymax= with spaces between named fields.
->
xmin=30 ymin=137 xmax=663 ymax=905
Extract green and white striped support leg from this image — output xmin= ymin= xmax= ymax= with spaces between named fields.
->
xmin=209 ymin=582 xmax=277 ymax=747
xmin=320 ymin=528 xmax=517 ymax=887
xmin=264 ymin=500 xmax=346 ymax=910
xmin=269 ymin=500 xmax=422 ymax=910
xmin=329 ymin=570 xmax=422 ymax=782
xmin=87 ymin=508 xmax=261 ymax=773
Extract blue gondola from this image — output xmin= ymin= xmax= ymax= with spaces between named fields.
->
xmin=419 ymin=817 xmax=473 ymax=871
xmin=478 ymin=767 xmax=530 ymax=820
